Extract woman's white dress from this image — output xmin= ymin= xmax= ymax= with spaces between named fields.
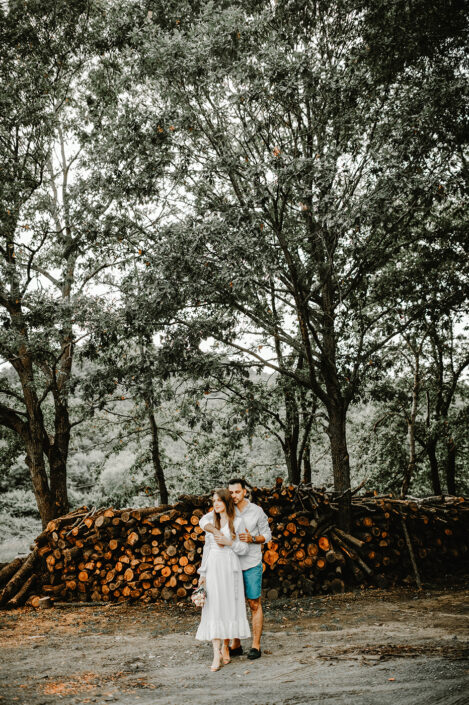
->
xmin=195 ymin=517 xmax=251 ymax=641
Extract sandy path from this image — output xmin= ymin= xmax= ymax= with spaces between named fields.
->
xmin=0 ymin=586 xmax=468 ymax=705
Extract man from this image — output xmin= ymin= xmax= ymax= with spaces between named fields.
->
xmin=199 ymin=477 xmax=272 ymax=660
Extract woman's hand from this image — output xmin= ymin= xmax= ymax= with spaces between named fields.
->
xmin=213 ymin=529 xmax=226 ymax=546
xmin=198 ymin=576 xmax=206 ymax=586
xmin=215 ymin=535 xmax=233 ymax=546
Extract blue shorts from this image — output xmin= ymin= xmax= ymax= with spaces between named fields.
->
xmin=242 ymin=562 xmax=263 ymax=600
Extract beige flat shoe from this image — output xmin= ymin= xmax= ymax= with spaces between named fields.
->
xmin=221 ymin=646 xmax=231 ymax=665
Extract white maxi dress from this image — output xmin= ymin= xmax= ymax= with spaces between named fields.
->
xmin=195 ymin=517 xmax=251 ymax=641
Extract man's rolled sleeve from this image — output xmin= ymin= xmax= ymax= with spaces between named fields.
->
xmin=199 ymin=510 xmax=214 ymax=531
xmin=257 ymin=507 xmax=272 ymax=544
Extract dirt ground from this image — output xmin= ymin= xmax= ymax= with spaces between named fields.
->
xmin=0 ymin=584 xmax=468 ymax=705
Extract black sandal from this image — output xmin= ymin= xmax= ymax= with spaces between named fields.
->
xmin=247 ymin=647 xmax=262 ymax=660
xmin=228 ymin=645 xmax=244 ymax=656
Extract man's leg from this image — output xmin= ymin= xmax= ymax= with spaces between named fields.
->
xmin=247 ymin=597 xmax=263 ymax=651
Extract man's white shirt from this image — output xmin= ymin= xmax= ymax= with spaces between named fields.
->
xmin=199 ymin=499 xmax=272 ymax=571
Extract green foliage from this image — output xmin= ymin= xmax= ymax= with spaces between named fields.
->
xmin=0 ymin=428 xmax=27 ymax=493
xmin=0 ymin=487 xmax=39 ymax=518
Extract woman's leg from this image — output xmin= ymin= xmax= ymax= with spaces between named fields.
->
xmin=211 ymin=639 xmax=222 ymax=670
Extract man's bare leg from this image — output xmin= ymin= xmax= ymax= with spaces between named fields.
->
xmin=247 ymin=597 xmax=263 ymax=650
xmin=231 ymin=597 xmax=263 ymax=651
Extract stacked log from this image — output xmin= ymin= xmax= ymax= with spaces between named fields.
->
xmin=23 ymin=503 xmax=207 ymax=605
xmin=253 ymin=483 xmax=469 ymax=598
xmin=0 ymin=479 xmax=468 ymax=607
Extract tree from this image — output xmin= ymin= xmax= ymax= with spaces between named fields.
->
xmin=361 ymin=309 xmax=468 ymax=496
xmin=423 ymin=317 xmax=469 ymax=495
xmin=196 ymin=354 xmax=319 ymax=484
xmin=127 ymin=0 xmax=468 ymax=528
xmin=0 ymin=0 xmax=96 ymax=525
xmin=0 ymin=0 xmax=171 ymax=525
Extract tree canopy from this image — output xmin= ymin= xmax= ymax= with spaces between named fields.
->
xmin=0 ymin=0 xmax=467 ymax=530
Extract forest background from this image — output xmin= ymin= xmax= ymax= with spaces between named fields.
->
xmin=0 ymin=0 xmax=468 ymax=561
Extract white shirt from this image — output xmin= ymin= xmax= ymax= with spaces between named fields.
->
xmin=199 ymin=499 xmax=272 ymax=571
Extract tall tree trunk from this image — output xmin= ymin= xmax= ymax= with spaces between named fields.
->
xmin=297 ymin=363 xmax=315 ymax=485
xmin=302 ymin=439 xmax=312 ymax=483
xmin=148 ymin=410 xmax=168 ymax=504
xmin=284 ymin=440 xmax=300 ymax=484
xmin=48 ymin=267 xmax=75 ymax=519
xmin=327 ymin=401 xmax=351 ymax=530
xmin=426 ymin=437 xmax=442 ymax=495
xmin=446 ymin=438 xmax=456 ymax=495
xmin=48 ymin=453 xmax=69 ymax=518
xmin=271 ymin=287 xmax=301 ymax=484
xmin=401 ymin=354 xmax=420 ymax=498
xmin=284 ymin=392 xmax=300 ymax=484
xmin=402 ymin=421 xmax=416 ymax=498
xmin=47 ymin=403 xmax=71 ymax=519
xmin=12 ymin=377 xmax=67 ymax=527
xmin=282 ymin=386 xmax=301 ymax=485
xmin=2 ymin=139 xmax=77 ymax=528
xmin=15 ymin=337 xmax=60 ymax=526
xmin=320 ymin=276 xmax=352 ymax=530
xmin=25 ymin=437 xmax=54 ymax=528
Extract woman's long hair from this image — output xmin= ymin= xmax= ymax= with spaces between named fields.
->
xmin=213 ymin=487 xmax=236 ymax=539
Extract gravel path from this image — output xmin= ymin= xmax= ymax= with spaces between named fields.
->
xmin=0 ymin=586 xmax=468 ymax=705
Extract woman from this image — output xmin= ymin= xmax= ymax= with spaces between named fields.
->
xmin=195 ymin=488 xmax=251 ymax=671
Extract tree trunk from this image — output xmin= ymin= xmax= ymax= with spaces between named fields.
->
xmin=426 ymin=437 xmax=442 ymax=495
xmin=319 ymin=276 xmax=351 ymax=530
xmin=327 ymin=402 xmax=351 ymax=531
xmin=302 ymin=439 xmax=312 ymax=483
xmin=25 ymin=438 xmax=54 ymax=529
xmin=284 ymin=442 xmax=301 ymax=484
xmin=24 ymin=395 xmax=70 ymax=526
xmin=47 ymin=321 xmax=75 ymax=519
xmin=2 ymin=145 xmax=76 ymax=528
xmin=402 ymin=421 xmax=416 ymax=498
xmin=46 ymin=399 xmax=71 ymax=519
xmin=148 ymin=411 xmax=168 ymax=505
xmin=283 ymin=382 xmax=300 ymax=483
xmin=446 ymin=438 xmax=456 ymax=495
xmin=297 ymin=367 xmax=315 ymax=486
xmin=48 ymin=447 xmax=70 ymax=519
xmin=283 ymin=402 xmax=300 ymax=484
xmin=9 ymin=300 xmax=63 ymax=526
xmin=401 ymin=354 xmax=420 ymax=498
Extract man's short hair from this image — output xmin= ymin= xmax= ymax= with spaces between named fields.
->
xmin=228 ymin=477 xmax=246 ymax=489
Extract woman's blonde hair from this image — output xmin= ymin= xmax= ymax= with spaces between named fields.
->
xmin=212 ymin=487 xmax=236 ymax=539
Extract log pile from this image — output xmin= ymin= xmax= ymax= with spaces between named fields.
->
xmin=252 ymin=481 xmax=469 ymax=598
xmin=0 ymin=479 xmax=468 ymax=607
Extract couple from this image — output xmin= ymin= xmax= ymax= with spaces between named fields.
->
xmin=195 ymin=478 xmax=272 ymax=671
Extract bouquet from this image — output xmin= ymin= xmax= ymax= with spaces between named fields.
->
xmin=191 ymin=584 xmax=206 ymax=607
